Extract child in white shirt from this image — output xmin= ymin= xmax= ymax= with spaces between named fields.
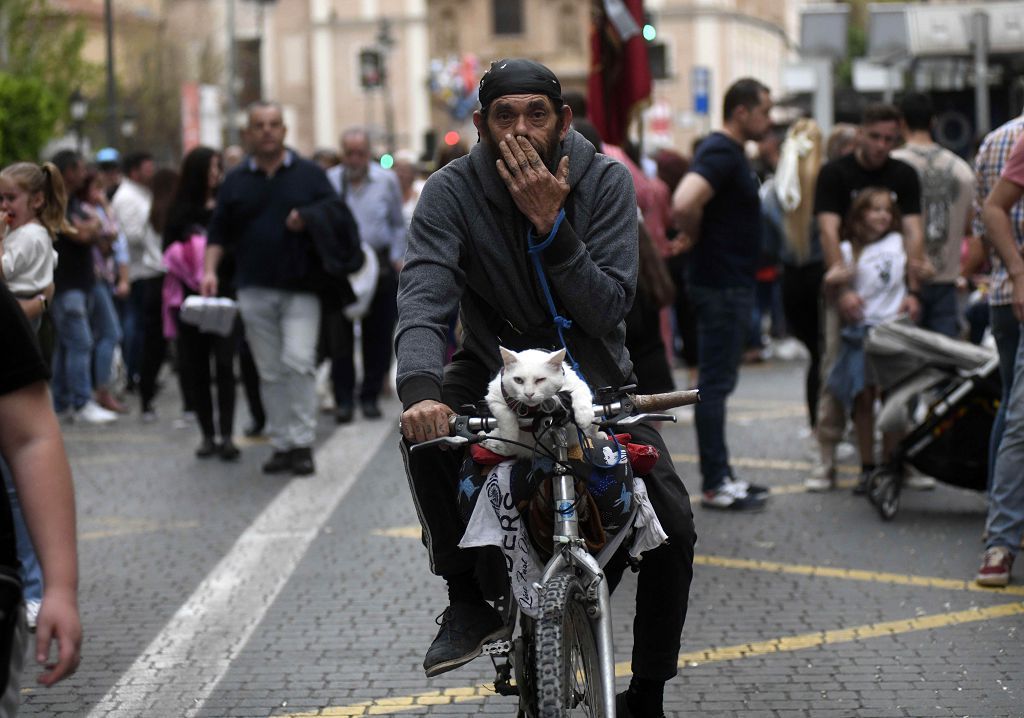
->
xmin=0 ymin=162 xmax=71 ymax=328
xmin=814 ymin=187 xmax=909 ymax=493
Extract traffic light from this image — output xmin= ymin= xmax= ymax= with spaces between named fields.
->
xmin=643 ymin=12 xmax=656 ymax=42
xmin=359 ymin=48 xmax=384 ymax=89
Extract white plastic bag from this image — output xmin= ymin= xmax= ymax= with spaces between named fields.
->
xmin=179 ymin=296 xmax=238 ymax=337
xmin=343 ymin=244 xmax=379 ymax=321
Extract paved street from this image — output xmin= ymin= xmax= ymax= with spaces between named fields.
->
xmin=16 ymin=356 xmax=1024 ymax=717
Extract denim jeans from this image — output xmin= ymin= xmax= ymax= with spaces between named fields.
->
xmin=987 ymin=322 xmax=1024 ymax=556
xmin=237 ymin=288 xmax=320 ymax=451
xmin=90 ymin=282 xmax=123 ymax=389
xmin=1 ymin=458 xmax=41 ymax=604
xmin=121 ymin=280 xmax=147 ymax=385
xmin=690 ymin=284 xmax=755 ymax=492
xmin=988 ymin=305 xmax=1020 ymax=488
xmin=51 ymin=289 xmax=94 ymax=411
xmin=919 ymin=282 xmax=960 ymax=338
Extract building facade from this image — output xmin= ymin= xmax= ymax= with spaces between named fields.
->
xmin=258 ymin=0 xmax=796 ymax=160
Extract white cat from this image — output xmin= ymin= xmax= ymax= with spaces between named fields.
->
xmin=483 ymin=347 xmax=597 ymax=458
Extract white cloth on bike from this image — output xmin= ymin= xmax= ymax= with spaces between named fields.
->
xmin=459 ymin=462 xmax=543 ymax=617
xmin=459 ymin=466 xmax=669 ymax=618
xmin=629 ymin=477 xmax=668 ymax=557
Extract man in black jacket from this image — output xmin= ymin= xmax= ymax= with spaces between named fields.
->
xmin=202 ymin=101 xmax=336 ymax=477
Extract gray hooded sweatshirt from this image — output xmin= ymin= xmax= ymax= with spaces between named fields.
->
xmin=395 ymin=128 xmax=638 ymax=408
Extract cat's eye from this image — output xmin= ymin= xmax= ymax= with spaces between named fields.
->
xmin=536 ymin=378 xmax=545 ymax=383
xmin=514 ymin=377 xmax=524 ymax=384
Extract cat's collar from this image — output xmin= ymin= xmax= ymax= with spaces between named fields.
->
xmin=499 ymin=366 xmax=565 ymax=416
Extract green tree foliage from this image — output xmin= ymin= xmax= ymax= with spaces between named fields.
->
xmin=0 ymin=0 xmax=92 ymax=164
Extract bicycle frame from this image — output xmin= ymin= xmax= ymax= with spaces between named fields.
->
xmin=534 ymin=415 xmax=617 ymax=716
xmin=412 ymin=387 xmax=700 ymax=716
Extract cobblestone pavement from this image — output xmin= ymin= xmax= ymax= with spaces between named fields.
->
xmin=16 ymin=359 xmax=1024 ymax=717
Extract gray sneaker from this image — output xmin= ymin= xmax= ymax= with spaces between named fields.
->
xmin=423 ymin=601 xmax=505 ymax=677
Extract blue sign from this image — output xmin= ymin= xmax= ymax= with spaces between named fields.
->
xmin=693 ymin=66 xmax=710 ymax=115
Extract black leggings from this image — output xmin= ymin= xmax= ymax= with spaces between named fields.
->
xmin=176 ymin=317 xmax=237 ymax=440
xmin=136 ymin=276 xmax=167 ymax=409
xmin=401 ymin=352 xmax=697 ymax=681
xmin=781 ymin=261 xmax=824 ymax=428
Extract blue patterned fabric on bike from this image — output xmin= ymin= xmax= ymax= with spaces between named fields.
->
xmin=456 ymin=434 xmax=635 ymax=540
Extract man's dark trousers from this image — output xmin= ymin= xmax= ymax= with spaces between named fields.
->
xmin=400 ymin=352 xmax=697 ymax=681
xmin=330 ymin=250 xmax=398 ymax=409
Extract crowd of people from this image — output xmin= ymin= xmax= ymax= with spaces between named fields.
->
xmin=2 ymin=56 xmax=1024 ymax=716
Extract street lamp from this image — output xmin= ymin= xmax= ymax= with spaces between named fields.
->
xmin=120 ymin=110 xmax=137 ymax=149
xmin=69 ymin=89 xmax=89 ymax=153
xmin=377 ymin=18 xmax=396 ymax=154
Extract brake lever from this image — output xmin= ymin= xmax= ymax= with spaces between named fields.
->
xmin=408 ymin=434 xmax=481 ymax=453
xmin=599 ymin=412 xmax=677 ymax=428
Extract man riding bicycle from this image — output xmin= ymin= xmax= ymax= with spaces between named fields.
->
xmin=396 ymin=58 xmax=696 ymax=718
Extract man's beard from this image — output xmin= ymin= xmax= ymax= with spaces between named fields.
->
xmin=481 ymin=124 xmax=562 ymax=173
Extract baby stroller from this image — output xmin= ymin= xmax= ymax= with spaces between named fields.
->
xmin=862 ymin=318 xmax=1001 ymax=520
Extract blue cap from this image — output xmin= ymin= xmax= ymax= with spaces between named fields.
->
xmin=96 ymin=147 xmax=120 ymax=164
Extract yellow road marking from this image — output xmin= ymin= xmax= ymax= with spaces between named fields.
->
xmin=64 ymin=433 xmax=164 ymax=444
xmin=669 ymin=453 xmax=858 ymax=474
xmin=660 ymin=601 xmax=1024 ymax=671
xmin=730 ymin=406 xmax=808 ymax=421
xmin=79 ymin=518 xmax=199 ymax=541
xmin=693 ymin=555 xmax=1024 ymax=597
xmin=367 ymin=532 xmax=1024 ymax=599
xmin=282 ymin=601 xmax=1024 ymax=716
xmin=373 ymin=526 xmax=422 ymax=539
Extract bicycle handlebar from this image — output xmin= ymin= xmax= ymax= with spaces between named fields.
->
xmin=408 ymin=388 xmax=700 ymax=452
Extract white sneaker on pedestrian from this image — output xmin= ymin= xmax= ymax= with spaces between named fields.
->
xmin=836 ymin=441 xmax=857 ymax=461
xmin=25 ymin=598 xmax=41 ymax=631
xmin=905 ymin=473 xmax=936 ymax=490
xmin=804 ymin=462 xmax=836 ymax=492
xmin=74 ymin=400 xmax=118 ymax=424
xmin=701 ymin=478 xmax=766 ymax=511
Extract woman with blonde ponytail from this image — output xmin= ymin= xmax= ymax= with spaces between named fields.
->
xmin=0 ymin=161 xmax=69 ymax=329
xmin=773 ymin=119 xmax=827 ymax=433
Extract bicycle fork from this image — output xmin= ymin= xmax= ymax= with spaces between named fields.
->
xmin=543 ymin=423 xmax=617 ymax=716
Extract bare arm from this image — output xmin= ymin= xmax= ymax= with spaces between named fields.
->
xmin=817 ymin=212 xmax=844 ymax=270
xmin=201 ymin=243 xmax=224 ymax=297
xmin=0 ymin=381 xmax=82 ymax=686
xmin=901 ymin=213 xmax=928 ymax=291
xmin=960 ymin=234 xmax=987 ymax=281
xmin=817 ymin=211 xmax=865 ymax=323
xmin=16 ymin=285 xmax=53 ymax=321
xmin=65 ymin=215 xmax=101 ymax=246
xmin=982 ymin=178 xmax=1024 ymax=322
xmin=670 ymin=172 xmax=714 ymax=251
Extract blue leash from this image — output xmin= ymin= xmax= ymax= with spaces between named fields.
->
xmin=526 ymin=208 xmax=589 ymax=385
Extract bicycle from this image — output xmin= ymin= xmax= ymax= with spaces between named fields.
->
xmin=411 ymin=385 xmax=699 ymax=717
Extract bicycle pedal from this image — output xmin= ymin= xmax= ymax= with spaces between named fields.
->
xmin=481 ymin=639 xmax=512 ymax=656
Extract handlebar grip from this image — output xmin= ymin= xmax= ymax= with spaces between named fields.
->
xmin=629 ymin=389 xmax=700 ymax=412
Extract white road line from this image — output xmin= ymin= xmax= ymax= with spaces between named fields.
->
xmin=86 ymin=416 xmax=397 ymax=718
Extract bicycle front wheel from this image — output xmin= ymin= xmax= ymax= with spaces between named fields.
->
xmin=534 ymin=573 xmax=607 ymax=718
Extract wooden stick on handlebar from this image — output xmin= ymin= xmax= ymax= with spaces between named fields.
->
xmin=629 ymin=389 xmax=700 ymax=412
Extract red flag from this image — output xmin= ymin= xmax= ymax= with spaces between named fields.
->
xmin=587 ymin=0 xmax=652 ymax=147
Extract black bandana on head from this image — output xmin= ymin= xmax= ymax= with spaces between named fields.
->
xmin=478 ymin=58 xmax=563 ymax=112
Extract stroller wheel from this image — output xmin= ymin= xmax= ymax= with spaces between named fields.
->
xmin=871 ymin=472 xmax=900 ymax=521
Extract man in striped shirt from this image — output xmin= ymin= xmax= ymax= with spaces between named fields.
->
xmin=972 ymin=110 xmax=1024 ymax=489
xmin=976 ymin=130 xmax=1024 ymax=587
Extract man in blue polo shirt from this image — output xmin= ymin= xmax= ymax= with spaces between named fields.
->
xmin=671 ymin=77 xmax=773 ymax=511
xmin=202 ymin=101 xmax=336 ymax=476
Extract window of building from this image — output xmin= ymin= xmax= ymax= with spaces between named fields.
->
xmin=493 ymin=0 xmax=523 ymax=36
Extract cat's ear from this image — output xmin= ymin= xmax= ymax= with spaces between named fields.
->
xmin=499 ymin=346 xmax=518 ymax=368
xmin=548 ymin=348 xmax=566 ymax=367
